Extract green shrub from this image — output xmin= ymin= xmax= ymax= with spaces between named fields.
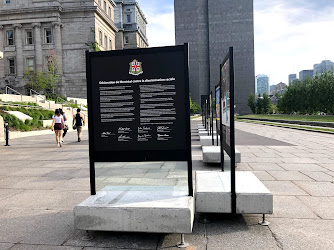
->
xmin=190 ymin=96 xmax=201 ymax=114
xmin=0 ymin=106 xmax=53 ymax=131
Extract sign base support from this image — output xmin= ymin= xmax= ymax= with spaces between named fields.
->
xmin=176 ymin=234 xmax=189 ymax=248
xmin=258 ymin=214 xmax=270 ymax=226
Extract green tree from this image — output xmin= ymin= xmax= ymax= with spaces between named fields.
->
xmin=247 ymin=93 xmax=256 ymax=114
xmin=190 ymin=96 xmax=201 ymax=114
xmin=45 ymin=49 xmax=60 ymax=94
xmin=262 ymin=93 xmax=271 ymax=114
xmin=256 ymin=94 xmax=263 ymax=114
xmin=277 ymin=70 xmax=334 ymax=114
xmin=24 ymin=69 xmax=48 ymax=93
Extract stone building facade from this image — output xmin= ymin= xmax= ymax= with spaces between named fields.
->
xmin=114 ymin=0 xmax=148 ymax=50
xmin=0 ymin=0 xmax=118 ymax=98
xmin=175 ymin=0 xmax=255 ymax=114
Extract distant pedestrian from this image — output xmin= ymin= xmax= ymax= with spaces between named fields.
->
xmin=51 ymin=109 xmax=65 ymax=147
xmin=73 ymin=108 xmax=85 ymax=142
xmin=59 ymin=108 xmax=68 ymax=142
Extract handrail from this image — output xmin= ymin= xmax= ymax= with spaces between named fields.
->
xmin=0 ymin=101 xmax=41 ymax=109
xmin=5 ymin=86 xmax=23 ymax=102
xmin=56 ymin=97 xmax=68 ymax=104
xmin=29 ymin=89 xmax=44 ymax=99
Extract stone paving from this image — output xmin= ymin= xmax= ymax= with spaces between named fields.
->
xmin=0 ymin=120 xmax=333 ymax=249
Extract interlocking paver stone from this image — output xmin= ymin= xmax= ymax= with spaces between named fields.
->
xmin=1 ymin=120 xmax=334 ymax=249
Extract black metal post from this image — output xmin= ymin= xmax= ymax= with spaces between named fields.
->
xmin=4 ymin=122 xmax=10 ymax=146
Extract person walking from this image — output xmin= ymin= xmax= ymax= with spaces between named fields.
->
xmin=51 ymin=109 xmax=65 ymax=147
xmin=59 ymin=108 xmax=68 ymax=143
xmin=73 ymin=108 xmax=85 ymax=142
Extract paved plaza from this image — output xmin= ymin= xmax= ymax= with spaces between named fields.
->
xmin=0 ymin=120 xmax=334 ymax=249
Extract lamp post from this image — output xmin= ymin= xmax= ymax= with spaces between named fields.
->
xmin=4 ymin=122 xmax=10 ymax=146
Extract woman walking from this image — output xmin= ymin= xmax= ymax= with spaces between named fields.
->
xmin=51 ymin=109 xmax=65 ymax=147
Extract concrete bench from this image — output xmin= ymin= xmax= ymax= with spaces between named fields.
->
xmin=202 ymin=146 xmax=241 ymax=164
xmin=74 ymin=185 xmax=194 ymax=233
xmin=195 ymin=171 xmax=273 ymax=214
xmin=199 ymin=130 xmax=216 ymax=136
xmin=200 ymin=135 xmax=219 ymax=146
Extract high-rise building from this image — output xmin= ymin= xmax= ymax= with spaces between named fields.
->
xmin=114 ymin=0 xmax=148 ymax=50
xmin=0 ymin=0 xmax=119 ymax=97
xmin=269 ymin=85 xmax=276 ymax=94
xmin=256 ymin=75 xmax=269 ymax=96
xmin=270 ymin=82 xmax=287 ymax=95
xmin=288 ymin=74 xmax=298 ymax=84
xmin=299 ymin=70 xmax=313 ymax=81
xmin=174 ymin=0 xmax=255 ymax=115
xmin=313 ymin=60 xmax=334 ymax=75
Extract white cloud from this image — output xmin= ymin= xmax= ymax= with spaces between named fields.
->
xmin=137 ymin=0 xmax=334 ymax=85
xmin=254 ymin=1 xmax=334 ymax=85
xmin=146 ymin=12 xmax=175 ymax=47
xmin=136 ymin=0 xmax=175 ymax=47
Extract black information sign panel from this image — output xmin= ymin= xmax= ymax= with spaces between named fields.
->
xmin=220 ymin=47 xmax=236 ymax=213
xmin=215 ymin=85 xmax=220 ymax=146
xmin=86 ymin=45 xmax=192 ymax=195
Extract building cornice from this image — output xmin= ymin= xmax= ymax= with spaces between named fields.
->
xmin=134 ymin=2 xmax=148 ymax=24
xmin=0 ymin=6 xmax=62 ymax=16
xmin=115 ymin=1 xmax=148 ymax=24
xmin=13 ymin=23 xmax=22 ymax=29
xmin=32 ymin=22 xmax=41 ymax=28
xmin=95 ymin=7 xmax=119 ymax=32
xmin=108 ymin=0 xmax=117 ymax=7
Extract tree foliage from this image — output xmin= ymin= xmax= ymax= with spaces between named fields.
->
xmin=248 ymin=94 xmax=256 ymax=114
xmin=190 ymin=96 xmax=201 ymax=114
xmin=277 ymin=71 xmax=334 ymax=114
xmin=248 ymin=93 xmax=273 ymax=114
xmin=24 ymin=49 xmax=60 ymax=94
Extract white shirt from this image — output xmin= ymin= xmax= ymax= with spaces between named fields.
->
xmin=53 ymin=115 xmax=63 ymax=124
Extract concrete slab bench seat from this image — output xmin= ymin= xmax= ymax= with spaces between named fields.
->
xmin=195 ymin=171 xmax=273 ymax=214
xmin=74 ymin=185 xmax=194 ymax=233
xmin=202 ymin=146 xmax=241 ymax=164
xmin=199 ymin=130 xmax=216 ymax=136
xmin=198 ymin=124 xmax=205 ymax=129
xmin=200 ymin=135 xmax=219 ymax=146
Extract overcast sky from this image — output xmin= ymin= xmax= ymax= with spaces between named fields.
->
xmin=137 ymin=0 xmax=334 ymax=85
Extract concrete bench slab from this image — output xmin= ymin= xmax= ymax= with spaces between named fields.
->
xmin=236 ymin=171 xmax=273 ymax=214
xmin=198 ymin=124 xmax=205 ymax=129
xmin=195 ymin=171 xmax=273 ymax=214
xmin=202 ymin=146 xmax=241 ymax=164
xmin=196 ymin=171 xmax=231 ymax=213
xmin=199 ymin=130 xmax=216 ymax=136
xmin=200 ymin=135 xmax=219 ymax=146
xmin=74 ymin=186 xmax=194 ymax=233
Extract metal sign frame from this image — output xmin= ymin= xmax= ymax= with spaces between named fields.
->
xmin=220 ymin=47 xmax=236 ymax=213
xmin=86 ymin=44 xmax=193 ymax=196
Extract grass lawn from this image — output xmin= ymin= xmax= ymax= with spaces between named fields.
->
xmin=237 ymin=114 xmax=334 ymax=123
xmin=238 ymin=119 xmax=334 ymax=133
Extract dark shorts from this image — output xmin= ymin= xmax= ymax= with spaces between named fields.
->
xmin=54 ymin=123 xmax=63 ymax=130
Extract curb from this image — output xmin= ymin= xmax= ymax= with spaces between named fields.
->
xmin=237 ymin=120 xmax=334 ymax=135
